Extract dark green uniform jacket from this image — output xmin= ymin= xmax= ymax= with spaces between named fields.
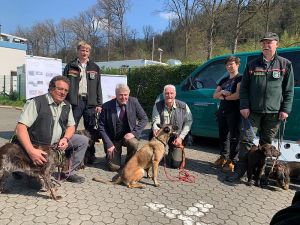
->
xmin=240 ymin=53 xmax=294 ymax=114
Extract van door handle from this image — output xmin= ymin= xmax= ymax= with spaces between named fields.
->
xmin=193 ymin=102 xmax=215 ymax=106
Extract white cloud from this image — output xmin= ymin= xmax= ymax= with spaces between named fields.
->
xmin=159 ymin=12 xmax=178 ymax=20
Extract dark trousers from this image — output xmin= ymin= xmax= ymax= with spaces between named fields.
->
xmin=235 ymin=112 xmax=281 ymax=176
xmin=217 ymin=111 xmax=240 ymax=162
xmin=106 ymin=138 xmax=139 ymax=171
xmin=72 ymin=98 xmax=96 ymax=131
xmin=167 ymin=135 xmax=184 ymax=169
xmin=72 ymin=98 xmax=99 ymax=157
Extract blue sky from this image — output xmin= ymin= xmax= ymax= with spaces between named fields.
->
xmin=0 ymin=0 xmax=172 ymax=37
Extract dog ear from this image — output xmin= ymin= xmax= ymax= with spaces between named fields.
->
xmin=157 ymin=124 xmax=162 ymax=128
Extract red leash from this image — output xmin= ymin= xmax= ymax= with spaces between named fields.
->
xmin=163 ymin=147 xmax=196 ymax=183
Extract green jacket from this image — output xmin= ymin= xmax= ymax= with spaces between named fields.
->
xmin=240 ymin=53 xmax=294 ymax=114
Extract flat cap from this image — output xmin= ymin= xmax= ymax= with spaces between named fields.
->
xmin=260 ymin=32 xmax=279 ymax=42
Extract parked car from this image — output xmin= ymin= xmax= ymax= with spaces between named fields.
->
xmin=174 ymin=47 xmax=300 ymax=162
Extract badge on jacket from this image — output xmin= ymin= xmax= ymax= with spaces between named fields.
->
xmin=89 ymin=71 xmax=96 ymax=79
xmin=272 ymin=71 xmax=281 ymax=79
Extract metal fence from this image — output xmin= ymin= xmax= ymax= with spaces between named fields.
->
xmin=0 ymin=74 xmax=25 ymax=99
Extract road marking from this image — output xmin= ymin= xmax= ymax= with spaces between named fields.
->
xmin=144 ymin=201 xmax=213 ymax=225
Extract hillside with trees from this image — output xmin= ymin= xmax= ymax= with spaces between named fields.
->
xmin=13 ymin=0 xmax=300 ymax=64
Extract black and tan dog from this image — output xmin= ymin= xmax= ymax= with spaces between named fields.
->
xmin=0 ymin=143 xmax=63 ymax=200
xmin=272 ymin=161 xmax=300 ymax=190
xmin=93 ymin=124 xmax=178 ymax=188
xmin=247 ymin=144 xmax=281 ymax=187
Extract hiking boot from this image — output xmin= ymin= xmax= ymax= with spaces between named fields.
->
xmin=213 ymin=156 xmax=227 ymax=167
xmin=222 ymin=160 xmax=235 ymax=172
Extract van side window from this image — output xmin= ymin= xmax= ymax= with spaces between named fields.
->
xmin=184 ymin=59 xmax=227 ymax=91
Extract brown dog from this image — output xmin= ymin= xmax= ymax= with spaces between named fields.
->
xmin=93 ymin=124 xmax=178 ymax=188
xmin=0 ymin=142 xmax=63 ymax=200
xmin=247 ymin=144 xmax=281 ymax=187
xmin=272 ymin=161 xmax=300 ymax=190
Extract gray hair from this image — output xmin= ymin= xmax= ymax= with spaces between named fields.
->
xmin=163 ymin=84 xmax=176 ymax=94
xmin=115 ymin=83 xmax=130 ymax=95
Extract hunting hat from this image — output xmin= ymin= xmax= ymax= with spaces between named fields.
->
xmin=260 ymin=32 xmax=279 ymax=42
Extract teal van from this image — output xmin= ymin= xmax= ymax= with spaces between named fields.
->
xmin=174 ymin=47 xmax=300 ymax=161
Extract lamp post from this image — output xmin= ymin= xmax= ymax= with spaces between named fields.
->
xmin=158 ymin=48 xmax=163 ymax=62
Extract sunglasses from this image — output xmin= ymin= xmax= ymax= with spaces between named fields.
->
xmin=54 ymin=86 xmax=69 ymax=93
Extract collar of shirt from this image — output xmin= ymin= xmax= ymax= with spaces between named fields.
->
xmin=77 ymin=58 xmax=89 ymax=68
xmin=165 ymin=101 xmax=177 ymax=111
xmin=46 ymin=93 xmax=66 ymax=107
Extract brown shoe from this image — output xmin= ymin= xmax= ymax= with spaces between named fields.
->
xmin=223 ymin=160 xmax=235 ymax=172
xmin=213 ymin=156 xmax=227 ymax=167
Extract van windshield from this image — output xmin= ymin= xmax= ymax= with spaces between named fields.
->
xmin=183 ymin=59 xmax=227 ymax=90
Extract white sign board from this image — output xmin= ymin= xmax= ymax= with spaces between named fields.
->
xmin=25 ymin=56 xmax=62 ymax=99
xmin=101 ymin=74 xmax=127 ymax=103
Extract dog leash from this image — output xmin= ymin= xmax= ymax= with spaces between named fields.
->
xmin=163 ymin=148 xmax=195 ymax=183
xmin=241 ymin=117 xmax=256 ymax=144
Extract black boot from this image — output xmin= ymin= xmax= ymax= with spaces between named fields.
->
xmin=225 ymin=163 xmax=247 ymax=182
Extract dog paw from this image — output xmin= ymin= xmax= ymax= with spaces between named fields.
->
xmin=154 ymin=182 xmax=160 ymax=187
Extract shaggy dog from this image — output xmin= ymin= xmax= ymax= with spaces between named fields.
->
xmin=0 ymin=142 xmax=63 ymax=200
xmin=272 ymin=161 xmax=300 ymax=190
xmin=247 ymin=144 xmax=281 ymax=187
xmin=93 ymin=124 xmax=178 ymax=188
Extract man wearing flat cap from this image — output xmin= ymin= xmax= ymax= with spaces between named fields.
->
xmin=227 ymin=32 xmax=294 ymax=182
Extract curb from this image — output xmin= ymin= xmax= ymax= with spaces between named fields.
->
xmin=0 ymin=105 xmax=23 ymax=110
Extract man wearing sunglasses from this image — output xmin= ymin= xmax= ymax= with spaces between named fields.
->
xmin=14 ymin=76 xmax=89 ymax=183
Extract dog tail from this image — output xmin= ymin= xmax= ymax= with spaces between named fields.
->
xmin=92 ymin=176 xmax=111 ymax=184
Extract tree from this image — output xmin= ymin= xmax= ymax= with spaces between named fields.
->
xmin=198 ymin=0 xmax=224 ymax=60
xmin=164 ymin=0 xmax=200 ymax=58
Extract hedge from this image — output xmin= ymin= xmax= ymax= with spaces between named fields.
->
xmin=127 ymin=63 xmax=198 ymax=117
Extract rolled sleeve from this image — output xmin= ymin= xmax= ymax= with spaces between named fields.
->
xmin=18 ymin=99 xmax=38 ymax=127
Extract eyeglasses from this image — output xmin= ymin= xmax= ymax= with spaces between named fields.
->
xmin=54 ymin=86 xmax=69 ymax=93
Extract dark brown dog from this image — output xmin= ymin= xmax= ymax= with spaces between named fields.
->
xmin=247 ymin=144 xmax=281 ymax=187
xmin=272 ymin=161 xmax=300 ymax=190
xmin=0 ymin=143 xmax=62 ymax=200
xmin=93 ymin=124 xmax=178 ymax=188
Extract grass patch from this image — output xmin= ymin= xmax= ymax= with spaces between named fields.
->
xmin=0 ymin=96 xmax=25 ymax=107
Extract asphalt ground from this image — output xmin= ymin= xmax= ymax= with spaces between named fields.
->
xmin=0 ymin=107 xmax=298 ymax=225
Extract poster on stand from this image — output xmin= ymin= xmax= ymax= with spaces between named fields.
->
xmin=25 ymin=56 xmax=62 ymax=99
xmin=101 ymin=74 xmax=127 ymax=103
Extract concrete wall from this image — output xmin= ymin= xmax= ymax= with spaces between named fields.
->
xmin=0 ymin=41 xmax=27 ymax=94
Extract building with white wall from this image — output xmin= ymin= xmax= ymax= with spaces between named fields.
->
xmin=0 ymin=33 xmax=27 ymax=94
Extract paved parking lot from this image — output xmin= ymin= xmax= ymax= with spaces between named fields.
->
xmin=0 ymin=107 xmax=298 ymax=225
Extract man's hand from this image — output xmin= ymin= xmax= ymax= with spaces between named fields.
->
xmin=279 ymin=112 xmax=288 ymax=121
xmin=240 ymin=109 xmax=250 ymax=119
xmin=124 ymin=133 xmax=135 ymax=141
xmin=95 ymin=106 xmax=102 ymax=113
xmin=172 ymin=137 xmax=183 ymax=147
xmin=58 ymin=137 xmax=69 ymax=151
xmin=28 ymin=147 xmax=47 ymax=166
xmin=107 ymin=146 xmax=115 ymax=159
xmin=153 ymin=129 xmax=159 ymax=137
